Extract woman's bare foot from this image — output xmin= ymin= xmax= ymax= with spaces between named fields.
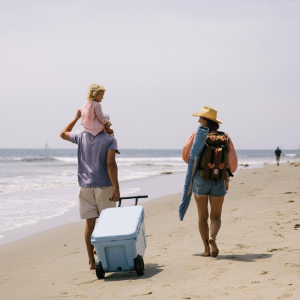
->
xmin=209 ymin=237 xmax=219 ymax=257
xmin=200 ymin=250 xmax=211 ymax=257
xmin=89 ymin=263 xmax=95 ymax=270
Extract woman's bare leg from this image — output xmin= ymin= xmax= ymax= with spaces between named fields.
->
xmin=208 ymin=195 xmax=224 ymax=257
xmin=194 ymin=194 xmax=210 ymax=256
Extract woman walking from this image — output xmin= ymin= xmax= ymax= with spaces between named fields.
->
xmin=180 ymin=106 xmax=237 ymax=257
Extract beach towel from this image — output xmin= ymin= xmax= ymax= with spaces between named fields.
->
xmin=179 ymin=125 xmax=209 ymax=221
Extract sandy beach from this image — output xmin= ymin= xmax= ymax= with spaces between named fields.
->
xmin=1 ymin=163 xmax=300 ymax=300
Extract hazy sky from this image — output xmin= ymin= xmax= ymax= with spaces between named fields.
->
xmin=1 ymin=0 xmax=300 ymax=149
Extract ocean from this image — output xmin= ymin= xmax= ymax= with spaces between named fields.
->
xmin=0 ymin=148 xmax=299 ymax=241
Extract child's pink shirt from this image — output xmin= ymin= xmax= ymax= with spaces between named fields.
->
xmin=80 ymin=101 xmax=107 ymax=136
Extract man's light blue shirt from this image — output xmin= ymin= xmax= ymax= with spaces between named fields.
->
xmin=70 ymin=131 xmax=118 ymax=187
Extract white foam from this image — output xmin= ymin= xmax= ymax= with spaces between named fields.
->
xmin=121 ymin=187 xmax=141 ymax=196
xmin=0 ymin=174 xmax=78 ymax=194
xmin=116 ymin=157 xmax=182 ymax=163
xmin=285 ymin=153 xmax=296 ymax=157
xmin=0 ymin=153 xmax=188 ymax=233
xmin=54 ymin=157 xmax=77 ymax=163
xmin=0 ymin=188 xmax=143 ymax=234
xmin=0 ymin=166 xmax=187 ymax=194
xmin=0 ymin=197 xmax=78 ymax=233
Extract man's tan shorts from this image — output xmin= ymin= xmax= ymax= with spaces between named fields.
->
xmin=78 ymin=186 xmax=115 ymax=219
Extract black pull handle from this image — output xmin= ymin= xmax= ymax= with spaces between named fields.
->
xmin=109 ymin=195 xmax=148 ymax=207
xmin=227 ymin=168 xmax=234 ymax=177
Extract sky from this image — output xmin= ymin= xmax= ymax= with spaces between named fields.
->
xmin=1 ymin=0 xmax=300 ymax=149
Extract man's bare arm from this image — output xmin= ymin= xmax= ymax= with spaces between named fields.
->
xmin=107 ymin=149 xmax=120 ymax=202
xmin=60 ymin=110 xmax=81 ymax=142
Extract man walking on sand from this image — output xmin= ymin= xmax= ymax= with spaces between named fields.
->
xmin=60 ymin=110 xmax=120 ymax=270
xmin=275 ymin=147 xmax=282 ymax=166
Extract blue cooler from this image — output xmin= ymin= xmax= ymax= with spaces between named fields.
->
xmin=91 ymin=196 xmax=147 ymax=279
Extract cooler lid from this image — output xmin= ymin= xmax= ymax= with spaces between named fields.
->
xmin=92 ymin=206 xmax=144 ymax=243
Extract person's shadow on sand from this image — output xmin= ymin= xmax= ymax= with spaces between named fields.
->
xmin=193 ymin=253 xmax=272 ymax=262
xmin=104 ymin=263 xmax=164 ymax=281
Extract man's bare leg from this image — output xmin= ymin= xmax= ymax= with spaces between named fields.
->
xmin=194 ymin=194 xmax=211 ymax=256
xmin=85 ymin=217 xmax=97 ymax=270
xmin=208 ymin=195 xmax=224 ymax=257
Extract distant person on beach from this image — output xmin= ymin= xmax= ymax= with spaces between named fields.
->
xmin=80 ymin=84 xmax=114 ymax=136
xmin=275 ymin=147 xmax=282 ymax=166
xmin=60 ymin=110 xmax=120 ymax=270
xmin=180 ymin=106 xmax=238 ymax=257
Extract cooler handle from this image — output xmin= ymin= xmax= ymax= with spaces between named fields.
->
xmin=109 ymin=195 xmax=148 ymax=207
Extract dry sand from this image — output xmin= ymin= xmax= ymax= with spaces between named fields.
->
xmin=1 ymin=163 xmax=300 ymax=300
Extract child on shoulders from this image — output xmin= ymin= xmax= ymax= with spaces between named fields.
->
xmin=80 ymin=84 xmax=114 ymax=136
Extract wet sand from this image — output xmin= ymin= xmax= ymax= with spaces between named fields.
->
xmin=1 ymin=163 xmax=300 ymax=299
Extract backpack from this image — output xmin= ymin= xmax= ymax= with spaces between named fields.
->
xmin=199 ymin=131 xmax=229 ymax=181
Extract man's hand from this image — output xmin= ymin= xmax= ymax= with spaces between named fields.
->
xmin=107 ymin=149 xmax=120 ymax=201
xmin=110 ymin=189 xmax=120 ymax=202
xmin=60 ymin=110 xmax=81 ymax=142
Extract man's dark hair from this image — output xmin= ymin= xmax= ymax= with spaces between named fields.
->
xmin=203 ymin=117 xmax=219 ymax=132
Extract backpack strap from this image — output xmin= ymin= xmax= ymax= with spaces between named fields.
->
xmin=208 ymin=146 xmax=215 ymax=179
xmin=218 ymin=145 xmax=226 ymax=180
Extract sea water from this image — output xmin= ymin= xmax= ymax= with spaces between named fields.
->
xmin=0 ymin=148 xmax=299 ymax=239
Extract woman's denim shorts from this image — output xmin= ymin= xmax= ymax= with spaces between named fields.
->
xmin=192 ymin=172 xmax=226 ymax=197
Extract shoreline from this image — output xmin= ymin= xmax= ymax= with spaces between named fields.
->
xmin=0 ymin=172 xmax=186 ymax=247
xmin=0 ymin=161 xmax=291 ymax=247
xmin=0 ymin=160 xmax=295 ymax=247
xmin=1 ymin=162 xmax=300 ymax=299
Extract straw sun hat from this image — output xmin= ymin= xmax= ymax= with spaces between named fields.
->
xmin=191 ymin=105 xmax=223 ymax=124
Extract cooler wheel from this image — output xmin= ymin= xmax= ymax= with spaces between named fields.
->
xmin=134 ymin=255 xmax=144 ymax=276
xmin=95 ymin=261 xmax=105 ymax=279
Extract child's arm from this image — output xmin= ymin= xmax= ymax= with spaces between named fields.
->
xmin=94 ymin=103 xmax=109 ymax=125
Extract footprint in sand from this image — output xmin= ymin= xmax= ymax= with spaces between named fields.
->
xmin=214 ymin=268 xmax=229 ymax=275
xmin=267 ymin=248 xmax=284 ymax=252
xmin=260 ymin=271 xmax=269 ymax=275
xmin=277 ymin=293 xmax=293 ymax=299
xmin=285 ymin=263 xmax=300 ymax=267
xmin=235 ymin=244 xmax=249 ymax=249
